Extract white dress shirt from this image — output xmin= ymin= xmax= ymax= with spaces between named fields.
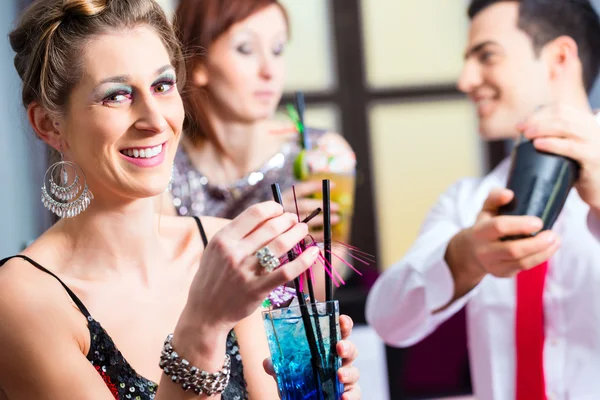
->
xmin=366 ymin=157 xmax=600 ymax=400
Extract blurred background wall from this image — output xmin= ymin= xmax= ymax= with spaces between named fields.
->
xmin=3 ymin=0 xmax=600 ymax=398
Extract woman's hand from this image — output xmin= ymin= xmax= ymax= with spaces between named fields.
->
xmin=336 ymin=315 xmax=361 ymax=400
xmin=180 ymin=201 xmax=319 ymax=334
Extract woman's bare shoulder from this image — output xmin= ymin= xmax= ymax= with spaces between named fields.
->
xmin=0 ymin=254 xmax=88 ymax=356
xmin=0 ymin=255 xmax=111 ymax=398
xmin=0 ymin=251 xmax=85 ymax=321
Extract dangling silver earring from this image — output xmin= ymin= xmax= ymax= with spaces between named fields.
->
xmin=41 ymin=153 xmax=94 ymax=218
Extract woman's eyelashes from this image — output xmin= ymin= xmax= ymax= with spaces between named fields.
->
xmin=272 ymin=42 xmax=285 ymax=56
xmin=151 ymin=73 xmax=177 ymax=95
xmin=236 ymin=42 xmax=253 ymax=55
xmin=235 ymin=40 xmax=286 ymax=57
xmin=100 ymin=74 xmax=177 ymax=105
xmin=101 ymin=85 xmax=132 ymax=105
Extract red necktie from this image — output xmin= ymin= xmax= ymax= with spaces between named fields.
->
xmin=515 ymin=261 xmax=548 ymax=400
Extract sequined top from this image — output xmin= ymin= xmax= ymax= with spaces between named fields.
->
xmin=0 ymin=218 xmax=248 ymax=400
xmin=171 ymin=128 xmax=325 ymax=219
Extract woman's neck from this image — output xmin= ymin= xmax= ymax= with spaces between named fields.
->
xmin=52 ymin=194 xmax=171 ymax=284
xmin=185 ymin=116 xmax=291 ymax=185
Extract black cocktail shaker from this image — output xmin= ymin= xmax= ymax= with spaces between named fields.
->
xmin=498 ymin=134 xmax=579 ymax=240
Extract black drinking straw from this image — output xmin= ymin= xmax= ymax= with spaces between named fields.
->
xmin=302 ymin=207 xmax=321 ymax=224
xmin=294 ymin=197 xmax=327 ymax=366
xmin=323 ymin=180 xmax=333 ymax=302
xmin=271 ymin=183 xmax=325 ymax=393
xmin=322 ymin=179 xmax=338 ymax=397
xmin=295 ymin=92 xmax=309 ymax=150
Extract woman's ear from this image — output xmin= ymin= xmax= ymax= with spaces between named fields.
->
xmin=191 ymin=60 xmax=209 ymax=87
xmin=27 ymin=102 xmax=63 ymax=152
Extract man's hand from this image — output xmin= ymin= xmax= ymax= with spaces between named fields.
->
xmin=519 ymin=103 xmax=600 ymax=214
xmin=444 ymin=189 xmax=560 ymax=302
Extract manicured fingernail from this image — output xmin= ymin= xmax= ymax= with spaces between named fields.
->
xmin=308 ymin=247 xmax=319 ymax=257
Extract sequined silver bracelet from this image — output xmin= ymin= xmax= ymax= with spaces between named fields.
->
xmin=159 ymin=333 xmax=231 ymax=396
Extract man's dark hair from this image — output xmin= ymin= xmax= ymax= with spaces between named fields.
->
xmin=468 ymin=0 xmax=600 ymax=92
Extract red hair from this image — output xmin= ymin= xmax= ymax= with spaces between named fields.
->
xmin=174 ymin=0 xmax=289 ymax=146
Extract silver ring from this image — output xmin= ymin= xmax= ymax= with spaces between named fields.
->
xmin=255 ymin=247 xmax=280 ymax=273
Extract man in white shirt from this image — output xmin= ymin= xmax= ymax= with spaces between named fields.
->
xmin=366 ymin=1 xmax=600 ymax=399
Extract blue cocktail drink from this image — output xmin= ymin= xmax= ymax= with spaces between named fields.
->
xmin=263 ymin=300 xmax=343 ymax=400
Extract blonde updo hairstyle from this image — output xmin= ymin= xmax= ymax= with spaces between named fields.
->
xmin=9 ymin=0 xmax=185 ymax=161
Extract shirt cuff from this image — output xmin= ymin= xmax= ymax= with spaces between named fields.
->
xmin=415 ymin=240 xmax=456 ymax=311
xmin=414 ymin=238 xmax=484 ymax=317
